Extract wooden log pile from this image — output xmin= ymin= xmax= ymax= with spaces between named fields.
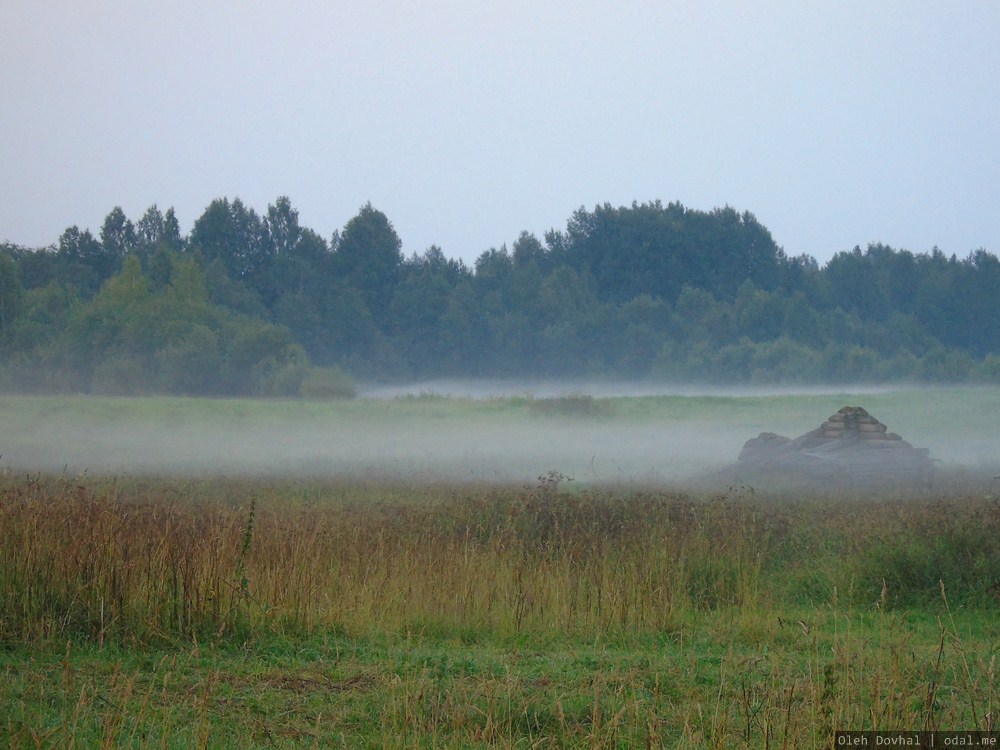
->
xmin=735 ymin=406 xmax=933 ymax=487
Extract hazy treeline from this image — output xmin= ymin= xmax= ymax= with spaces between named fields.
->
xmin=1 ymin=197 xmax=999 ymax=395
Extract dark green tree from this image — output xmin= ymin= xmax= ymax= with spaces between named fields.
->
xmin=135 ymin=204 xmax=184 ymax=260
xmin=57 ymin=226 xmax=110 ymax=295
xmin=555 ymin=201 xmax=789 ymax=306
xmin=259 ymin=198 xmax=334 ymax=309
xmin=266 ymin=196 xmax=302 ymax=258
xmin=334 ymin=203 xmax=403 ymax=327
xmin=9 ymin=244 xmax=58 ymax=290
xmin=100 ymin=207 xmax=136 ymax=266
xmin=188 ymin=198 xmax=271 ymax=282
xmin=388 ymin=246 xmax=470 ymax=374
xmin=958 ymin=249 xmax=1000 ymax=356
xmin=0 ymin=253 xmax=22 ymax=344
xmin=511 ymin=231 xmax=547 ymax=269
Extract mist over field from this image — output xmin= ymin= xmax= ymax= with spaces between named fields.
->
xmin=2 ymin=383 xmax=999 ymax=485
xmin=3 ymin=399 xmax=737 ymax=484
xmin=359 ymin=379 xmax=904 ymax=400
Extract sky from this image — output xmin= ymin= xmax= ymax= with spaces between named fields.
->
xmin=1 ymin=1 xmax=998 ymax=267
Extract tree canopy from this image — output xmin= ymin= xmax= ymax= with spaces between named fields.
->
xmin=2 ymin=196 xmax=999 ymax=395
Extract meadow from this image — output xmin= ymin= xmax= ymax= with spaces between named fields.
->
xmin=2 ymin=385 xmax=999 ymax=481
xmin=2 ymin=387 xmax=999 ymax=747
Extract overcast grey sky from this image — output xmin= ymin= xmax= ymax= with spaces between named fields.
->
xmin=2 ymin=1 xmax=998 ymax=266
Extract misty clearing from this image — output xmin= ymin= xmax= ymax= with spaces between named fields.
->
xmin=3 ymin=385 xmax=1000 ymax=747
xmin=2 ymin=385 xmax=999 ymax=484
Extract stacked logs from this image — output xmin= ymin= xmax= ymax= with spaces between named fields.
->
xmin=817 ymin=406 xmax=898 ymax=441
xmin=736 ymin=405 xmax=933 ymax=488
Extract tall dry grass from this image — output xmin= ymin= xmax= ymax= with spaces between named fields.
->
xmin=0 ymin=475 xmax=775 ymax=645
xmin=4 ymin=474 xmax=1000 ymax=746
xmin=2 ymin=473 xmax=999 ymax=647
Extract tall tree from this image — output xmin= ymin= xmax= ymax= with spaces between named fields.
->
xmin=511 ymin=231 xmax=546 ymax=269
xmin=388 ymin=246 xmax=468 ymax=373
xmin=258 ymin=196 xmax=326 ymax=307
xmin=0 ymin=253 xmax=22 ymax=343
xmin=57 ymin=226 xmax=109 ymax=295
xmin=266 ymin=196 xmax=302 ymax=258
xmin=100 ymin=207 xmax=136 ymax=267
xmin=334 ymin=203 xmax=403 ymax=327
xmin=135 ymin=204 xmax=183 ymax=259
xmin=135 ymin=205 xmax=166 ymax=259
xmin=556 ymin=201 xmax=787 ymax=305
xmin=188 ymin=198 xmax=271 ymax=282
xmin=163 ymin=208 xmax=183 ymax=252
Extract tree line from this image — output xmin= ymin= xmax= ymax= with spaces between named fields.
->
xmin=1 ymin=197 xmax=999 ymax=397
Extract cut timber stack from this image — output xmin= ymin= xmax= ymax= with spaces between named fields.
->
xmin=734 ymin=406 xmax=933 ymax=488
xmin=801 ymin=406 xmax=900 ymax=446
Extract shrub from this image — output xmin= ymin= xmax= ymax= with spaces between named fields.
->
xmin=299 ymin=366 xmax=357 ymax=399
xmin=970 ymin=354 xmax=1000 ymax=383
xmin=90 ymin=353 xmax=151 ymax=395
xmin=919 ymin=346 xmax=973 ymax=383
xmin=256 ymin=359 xmax=310 ymax=397
xmin=155 ymin=324 xmax=224 ymax=395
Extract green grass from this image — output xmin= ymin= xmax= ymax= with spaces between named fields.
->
xmin=2 ymin=387 xmax=1000 ymax=746
xmin=3 ymin=385 xmax=999 ymax=433
xmin=6 ymin=608 xmax=996 ymax=748
xmin=2 ymin=472 xmax=1000 ymax=747
xmin=2 ymin=386 xmax=999 ymax=481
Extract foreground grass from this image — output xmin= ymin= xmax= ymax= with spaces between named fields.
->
xmin=2 ymin=474 xmax=999 ymax=747
xmin=7 ymin=608 xmax=997 ymax=748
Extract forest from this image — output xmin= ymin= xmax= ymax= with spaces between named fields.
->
xmin=1 ymin=197 xmax=999 ymax=396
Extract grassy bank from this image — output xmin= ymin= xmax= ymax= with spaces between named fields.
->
xmin=2 ymin=474 xmax=999 ymax=746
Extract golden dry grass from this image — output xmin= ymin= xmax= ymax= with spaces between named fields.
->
xmin=2 ymin=473 xmax=999 ymax=747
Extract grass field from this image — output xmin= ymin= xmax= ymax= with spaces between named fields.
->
xmin=2 ymin=387 xmax=999 ymax=747
xmin=1 ymin=385 xmax=999 ymax=481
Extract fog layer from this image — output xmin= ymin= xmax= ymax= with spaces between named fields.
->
xmin=4 ymin=385 xmax=999 ymax=485
xmin=7 ymin=410 xmax=744 ymax=484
